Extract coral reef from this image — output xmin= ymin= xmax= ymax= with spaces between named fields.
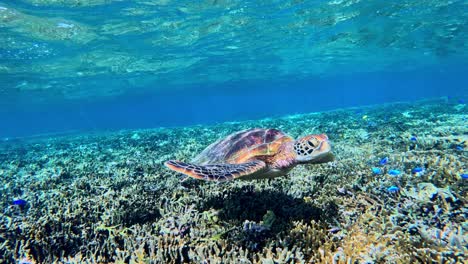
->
xmin=0 ymin=98 xmax=466 ymax=263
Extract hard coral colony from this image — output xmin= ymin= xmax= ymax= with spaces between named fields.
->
xmin=0 ymin=99 xmax=466 ymax=263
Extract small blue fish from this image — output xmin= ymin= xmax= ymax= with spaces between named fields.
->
xmin=410 ymin=136 xmax=417 ymax=142
xmin=455 ymin=145 xmax=464 ymax=151
xmin=388 ymin=169 xmax=401 ymax=176
xmin=461 ymin=174 xmax=468 ymax=180
xmin=372 ymin=167 xmax=382 ymax=174
xmin=412 ymin=167 xmax=424 ymax=176
xmin=379 ymin=157 xmax=389 ymax=165
xmin=387 ymin=186 xmax=400 ymax=193
xmin=13 ymin=199 xmax=27 ymax=206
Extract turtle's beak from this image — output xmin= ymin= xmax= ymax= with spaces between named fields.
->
xmin=313 ymin=135 xmax=334 ymax=163
xmin=317 ymin=134 xmax=331 ymax=152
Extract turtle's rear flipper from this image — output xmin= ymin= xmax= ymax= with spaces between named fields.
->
xmin=165 ymin=160 xmax=266 ymax=182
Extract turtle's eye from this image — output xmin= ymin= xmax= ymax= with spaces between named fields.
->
xmin=307 ymin=138 xmax=319 ymax=148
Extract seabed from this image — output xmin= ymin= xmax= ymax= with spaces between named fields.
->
xmin=0 ymin=98 xmax=466 ymax=263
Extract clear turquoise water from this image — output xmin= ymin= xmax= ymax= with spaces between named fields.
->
xmin=0 ymin=0 xmax=467 ymax=137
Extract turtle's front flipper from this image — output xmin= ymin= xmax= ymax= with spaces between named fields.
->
xmin=165 ymin=160 xmax=266 ymax=182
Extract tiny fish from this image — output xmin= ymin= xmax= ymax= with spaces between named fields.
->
xmin=461 ymin=174 xmax=468 ymax=180
xmin=388 ymin=169 xmax=401 ymax=176
xmin=372 ymin=167 xmax=382 ymax=174
xmin=379 ymin=157 xmax=389 ymax=165
xmin=410 ymin=136 xmax=417 ymax=141
xmin=412 ymin=167 xmax=424 ymax=174
xmin=387 ymin=186 xmax=400 ymax=193
xmin=455 ymin=145 xmax=464 ymax=151
xmin=328 ymin=227 xmax=341 ymax=233
xmin=13 ymin=199 xmax=27 ymax=206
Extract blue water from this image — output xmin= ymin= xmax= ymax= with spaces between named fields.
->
xmin=2 ymin=64 xmax=467 ymax=139
xmin=0 ymin=0 xmax=467 ymax=138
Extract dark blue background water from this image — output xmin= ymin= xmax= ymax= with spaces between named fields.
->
xmin=1 ymin=63 xmax=467 ymax=139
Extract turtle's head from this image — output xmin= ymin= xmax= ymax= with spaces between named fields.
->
xmin=293 ymin=134 xmax=334 ymax=164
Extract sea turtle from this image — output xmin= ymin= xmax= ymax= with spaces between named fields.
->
xmin=165 ymin=128 xmax=334 ymax=182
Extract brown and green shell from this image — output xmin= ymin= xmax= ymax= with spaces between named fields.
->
xmin=192 ymin=128 xmax=294 ymax=165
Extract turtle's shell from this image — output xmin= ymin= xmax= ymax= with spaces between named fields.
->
xmin=192 ymin=128 xmax=294 ymax=165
